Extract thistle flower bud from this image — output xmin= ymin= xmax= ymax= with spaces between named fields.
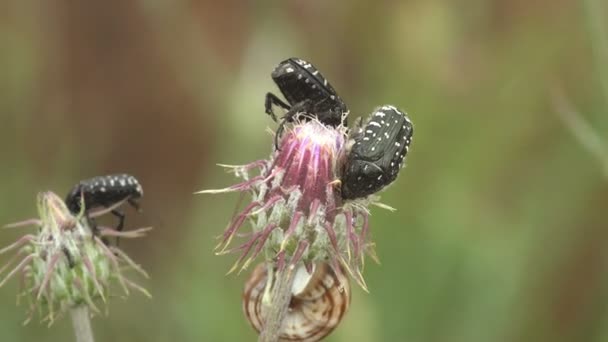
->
xmin=0 ymin=191 xmax=151 ymax=325
xmin=199 ymin=119 xmax=384 ymax=290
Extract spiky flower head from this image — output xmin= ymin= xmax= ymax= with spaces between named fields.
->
xmin=0 ymin=191 xmax=151 ymax=325
xmin=199 ymin=118 xmax=385 ymax=290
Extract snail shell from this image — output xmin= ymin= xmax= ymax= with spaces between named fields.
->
xmin=243 ymin=262 xmax=351 ymax=342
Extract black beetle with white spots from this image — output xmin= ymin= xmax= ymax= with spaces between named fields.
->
xmin=65 ymin=174 xmax=144 ymax=233
xmin=341 ymin=106 xmax=413 ymax=200
xmin=265 ymin=57 xmax=349 ymax=149
xmin=265 ymin=58 xmax=414 ymax=200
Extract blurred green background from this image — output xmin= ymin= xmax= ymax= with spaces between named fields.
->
xmin=1 ymin=1 xmax=607 ymax=341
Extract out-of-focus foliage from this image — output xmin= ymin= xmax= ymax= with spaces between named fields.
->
xmin=1 ymin=1 xmax=607 ymax=341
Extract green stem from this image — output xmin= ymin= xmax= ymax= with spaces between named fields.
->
xmin=584 ymin=0 xmax=608 ymax=105
xmin=70 ymin=306 xmax=95 ymax=342
xmin=258 ymin=265 xmax=296 ymax=342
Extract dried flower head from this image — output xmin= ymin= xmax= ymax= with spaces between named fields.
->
xmin=198 ymin=118 xmax=390 ymax=290
xmin=0 ymin=191 xmax=151 ymax=325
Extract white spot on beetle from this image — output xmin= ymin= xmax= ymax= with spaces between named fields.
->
xmin=285 ymin=67 xmax=294 ymax=73
xmin=395 ymin=142 xmax=401 ymax=147
xmin=370 ymin=122 xmax=381 ymax=127
xmin=100 ymin=187 xmax=106 ymax=192
xmin=375 ymin=111 xmax=386 ymax=117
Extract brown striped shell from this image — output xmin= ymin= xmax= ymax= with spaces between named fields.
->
xmin=243 ymin=263 xmax=351 ymax=342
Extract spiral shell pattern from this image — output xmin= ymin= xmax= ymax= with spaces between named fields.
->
xmin=243 ymin=263 xmax=351 ymax=342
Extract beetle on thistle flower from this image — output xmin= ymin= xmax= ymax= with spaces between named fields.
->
xmin=0 ymin=188 xmax=151 ymax=325
xmin=197 ymin=57 xmax=414 ymax=342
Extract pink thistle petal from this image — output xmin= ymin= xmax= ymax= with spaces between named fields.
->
xmin=72 ymin=278 xmax=101 ymax=314
xmin=88 ymin=198 xmax=128 ymax=218
xmin=82 ymin=255 xmax=106 ymax=302
xmin=97 ymin=226 xmax=153 ymax=238
xmin=94 ymin=237 xmax=129 ymax=295
xmin=110 ymin=246 xmax=149 ymax=278
xmin=2 ymin=251 xmax=26 ymax=282
xmin=122 ymin=278 xmax=152 ymax=298
xmin=276 ymin=249 xmax=286 ymax=272
xmin=36 ymin=252 xmax=62 ymax=300
xmin=323 ymin=222 xmax=341 ymax=254
xmin=345 ymin=211 xmax=361 ymax=265
xmin=0 ymin=235 xmax=35 ymax=255
xmin=307 ymin=199 xmax=321 ymax=224
xmin=0 ymin=254 xmax=35 ymax=288
xmin=215 ymin=201 xmax=261 ymax=252
xmin=289 ymin=240 xmax=309 ymax=268
xmin=240 ymin=224 xmax=278 ymax=272
xmin=304 ymin=261 xmax=313 ymax=274
xmin=226 ymin=233 xmax=264 ymax=274
xmin=250 ymin=195 xmax=284 ymax=216
xmin=359 ymin=210 xmax=370 ymax=243
xmin=3 ymin=219 xmax=41 ymax=229
xmin=217 ymin=159 xmax=268 ymax=172
xmin=279 ymin=184 xmax=299 ymax=194
xmin=220 ymin=231 xmax=263 ymax=256
xmin=281 ymin=211 xmax=304 ymax=251
xmin=196 ymin=175 xmax=265 ymax=194
xmin=324 ymin=181 xmax=340 ymax=221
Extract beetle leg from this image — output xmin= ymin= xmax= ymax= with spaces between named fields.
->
xmin=274 ymin=119 xmax=286 ymax=151
xmin=265 ymin=93 xmax=291 ymax=122
xmin=109 ymin=209 xmax=126 ymax=246
xmin=110 ymin=209 xmax=125 ymax=232
xmin=273 ymin=99 xmax=315 ymax=151
xmin=128 ymin=198 xmax=141 ymax=212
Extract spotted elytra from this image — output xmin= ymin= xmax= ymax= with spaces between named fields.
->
xmin=65 ymin=174 xmax=143 ymax=232
xmin=265 ymin=57 xmax=349 ymax=149
xmin=341 ymin=105 xmax=414 ymax=200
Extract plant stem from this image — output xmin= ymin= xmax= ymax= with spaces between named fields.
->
xmin=584 ymin=0 xmax=608 ymax=106
xmin=258 ymin=265 xmax=296 ymax=342
xmin=70 ymin=306 xmax=95 ymax=342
